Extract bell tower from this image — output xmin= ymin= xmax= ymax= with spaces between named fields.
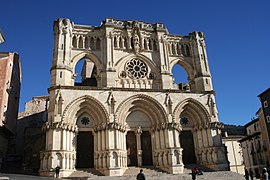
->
xmin=51 ymin=18 xmax=74 ymax=86
xmin=190 ymin=31 xmax=213 ymax=92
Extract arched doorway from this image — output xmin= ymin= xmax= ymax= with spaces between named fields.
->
xmin=76 ymin=113 xmax=95 ymax=168
xmin=175 ymin=99 xmax=213 ymax=166
xmin=126 ymin=110 xmax=153 ymax=166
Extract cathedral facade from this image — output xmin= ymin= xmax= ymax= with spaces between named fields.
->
xmin=40 ymin=18 xmax=228 ymax=177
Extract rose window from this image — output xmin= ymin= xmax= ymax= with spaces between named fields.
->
xmin=81 ymin=117 xmax=90 ymax=125
xmin=125 ymin=59 xmax=148 ymax=79
xmin=180 ymin=117 xmax=189 ymax=125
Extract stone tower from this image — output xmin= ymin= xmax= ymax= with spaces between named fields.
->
xmin=40 ymin=18 xmax=228 ymax=177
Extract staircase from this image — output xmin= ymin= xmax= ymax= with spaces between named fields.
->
xmin=123 ymin=166 xmax=168 ymax=177
xmin=68 ymin=168 xmax=103 ymax=179
xmin=66 ymin=166 xmax=245 ymax=180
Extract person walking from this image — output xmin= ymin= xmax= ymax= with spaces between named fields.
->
xmin=191 ymin=168 xmax=197 ymax=180
xmin=55 ymin=165 xmax=61 ymax=178
xmin=136 ymin=169 xmax=145 ymax=180
xmin=261 ymin=168 xmax=269 ymax=180
xmin=249 ymin=170 xmax=254 ymax=180
xmin=244 ymin=168 xmax=249 ymax=180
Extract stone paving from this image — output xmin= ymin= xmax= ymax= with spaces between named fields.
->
xmin=1 ymin=168 xmax=248 ymax=180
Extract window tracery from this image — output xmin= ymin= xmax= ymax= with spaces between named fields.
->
xmin=125 ymin=59 xmax=148 ymax=79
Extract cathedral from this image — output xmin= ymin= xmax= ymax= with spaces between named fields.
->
xmin=39 ymin=18 xmax=229 ymax=177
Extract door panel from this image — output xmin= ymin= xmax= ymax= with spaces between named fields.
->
xmin=141 ymin=131 xmax=153 ymax=166
xmin=126 ymin=131 xmax=137 ymax=166
xmin=180 ymin=131 xmax=196 ymax=164
xmin=76 ymin=131 xmax=94 ymax=168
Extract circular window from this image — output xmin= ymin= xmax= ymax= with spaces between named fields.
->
xmin=125 ymin=59 xmax=148 ymax=79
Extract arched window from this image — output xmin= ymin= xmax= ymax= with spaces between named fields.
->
xmin=85 ymin=36 xmax=90 ymax=49
xmin=172 ymin=43 xmax=176 ymax=55
xmin=74 ymin=58 xmax=97 ymax=87
xmin=149 ymin=39 xmax=153 ymax=50
xmin=96 ymin=38 xmax=101 ymax=50
xmin=72 ymin=36 xmax=77 ymax=48
xmin=114 ymin=37 xmax=117 ymax=48
xmin=119 ymin=36 xmax=123 ymax=48
xmin=176 ymin=43 xmax=181 ymax=55
xmin=172 ymin=64 xmax=189 ymax=90
xmin=181 ymin=44 xmax=185 ymax=56
xmin=144 ymin=39 xmax=148 ymax=50
xmin=153 ymin=39 xmax=157 ymax=51
xmin=78 ymin=36 xmax=83 ymax=48
xmin=124 ymin=37 xmax=128 ymax=49
xmin=185 ymin=44 xmax=190 ymax=56
xmin=90 ymin=37 xmax=95 ymax=50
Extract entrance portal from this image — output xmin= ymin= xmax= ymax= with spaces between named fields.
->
xmin=76 ymin=131 xmax=94 ymax=168
xmin=180 ymin=131 xmax=196 ymax=164
xmin=126 ymin=131 xmax=137 ymax=166
xmin=141 ymin=131 xmax=153 ymax=166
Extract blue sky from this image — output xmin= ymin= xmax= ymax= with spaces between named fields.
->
xmin=1 ymin=0 xmax=269 ymax=126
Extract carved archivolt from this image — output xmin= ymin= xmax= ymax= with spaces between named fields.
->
xmin=115 ymin=94 xmax=168 ymax=125
xmin=62 ymin=95 xmax=109 ymax=125
xmin=173 ymin=98 xmax=211 ymax=128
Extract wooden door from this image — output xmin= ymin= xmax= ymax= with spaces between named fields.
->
xmin=126 ymin=131 xmax=137 ymax=166
xmin=180 ymin=131 xmax=196 ymax=164
xmin=76 ymin=131 xmax=94 ymax=168
xmin=141 ymin=131 xmax=153 ymax=166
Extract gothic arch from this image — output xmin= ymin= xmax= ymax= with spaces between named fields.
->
xmin=170 ymin=57 xmax=194 ymax=81
xmin=70 ymin=52 xmax=103 ymax=72
xmin=62 ymin=95 xmax=109 ymax=125
xmin=115 ymin=94 xmax=168 ymax=125
xmin=173 ymin=98 xmax=211 ymax=127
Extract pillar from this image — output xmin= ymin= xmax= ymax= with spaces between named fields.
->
xmin=135 ymin=127 xmax=142 ymax=166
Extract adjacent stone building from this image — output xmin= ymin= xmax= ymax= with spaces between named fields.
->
xmin=258 ymin=88 xmax=270 ymax=164
xmin=239 ymin=117 xmax=267 ymax=178
xmin=0 ymin=52 xmax=22 ymax=170
xmin=40 ymin=18 xmax=229 ymax=177
xmin=222 ymin=125 xmax=246 ymax=175
xmin=15 ymin=96 xmax=48 ymax=174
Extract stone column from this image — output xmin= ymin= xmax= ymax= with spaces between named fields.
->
xmin=135 ymin=126 xmax=142 ymax=166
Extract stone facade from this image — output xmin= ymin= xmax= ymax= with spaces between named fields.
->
xmin=0 ymin=52 xmax=21 ymax=170
xmin=40 ymin=18 xmax=229 ymax=177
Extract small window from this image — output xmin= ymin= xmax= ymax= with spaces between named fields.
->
xmin=264 ymin=101 xmax=268 ymax=108
xmin=266 ymin=116 xmax=270 ymax=123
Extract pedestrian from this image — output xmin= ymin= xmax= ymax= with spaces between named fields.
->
xmin=244 ymin=168 xmax=249 ymax=180
xmin=197 ymin=167 xmax=203 ymax=175
xmin=136 ymin=169 xmax=145 ymax=180
xmin=55 ymin=165 xmax=61 ymax=178
xmin=250 ymin=169 xmax=254 ymax=180
xmin=261 ymin=168 xmax=269 ymax=180
xmin=192 ymin=168 xmax=197 ymax=180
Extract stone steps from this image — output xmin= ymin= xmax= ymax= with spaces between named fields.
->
xmin=67 ymin=166 xmax=245 ymax=180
